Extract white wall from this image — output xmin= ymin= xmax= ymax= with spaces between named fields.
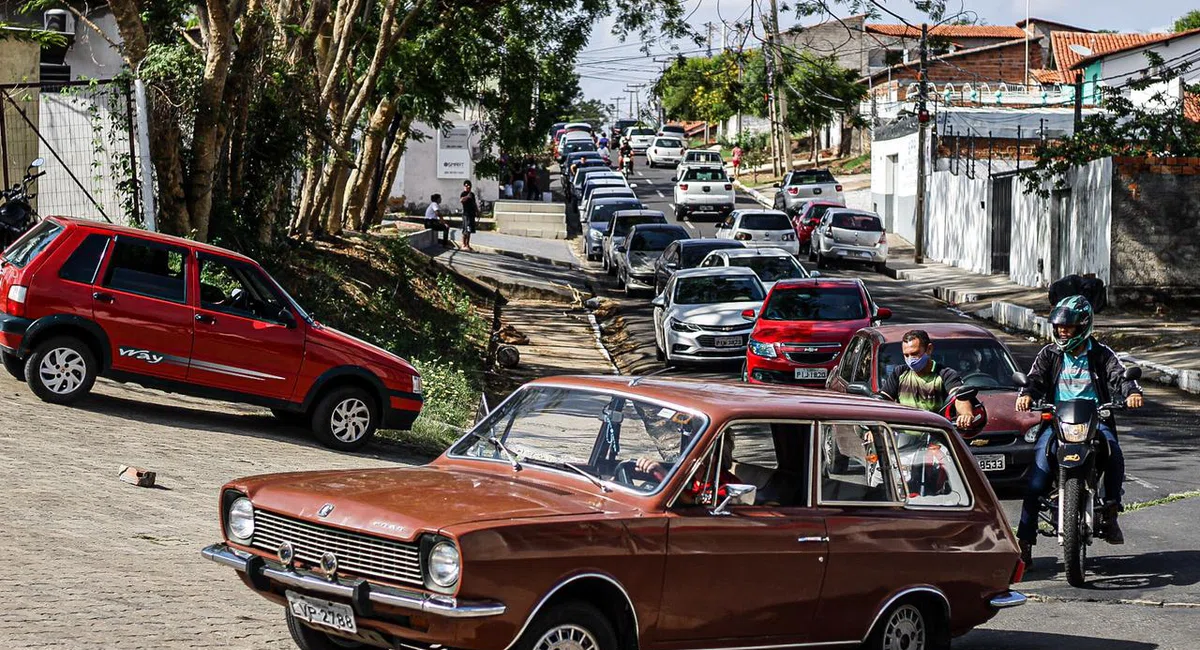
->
xmin=870 ymin=130 xmax=921 ymax=242
xmin=392 ymin=111 xmax=499 ymax=212
xmin=66 ymin=12 xmax=125 ymax=81
xmin=926 ymin=169 xmax=991 ymax=274
xmin=1099 ymin=33 xmax=1200 ymax=103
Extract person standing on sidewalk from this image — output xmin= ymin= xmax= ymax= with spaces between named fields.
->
xmin=460 ymin=180 xmax=478 ymax=252
xmin=524 ymin=165 xmax=540 ymax=201
xmin=424 ymin=193 xmax=450 ymax=246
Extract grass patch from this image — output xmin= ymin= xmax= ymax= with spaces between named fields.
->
xmin=1123 ymin=490 xmax=1200 ymax=514
xmin=832 ymin=152 xmax=870 ymax=175
xmin=262 ymin=233 xmax=491 ymax=455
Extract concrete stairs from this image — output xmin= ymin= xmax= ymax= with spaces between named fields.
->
xmin=493 ymin=200 xmax=567 ymax=239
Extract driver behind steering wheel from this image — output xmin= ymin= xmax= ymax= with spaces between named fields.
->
xmin=880 ymin=329 xmax=974 ymax=429
xmin=636 ymin=435 xmax=741 ymax=505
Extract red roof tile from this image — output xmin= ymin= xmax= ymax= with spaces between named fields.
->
xmin=1051 ymin=31 xmax=1170 ymax=71
xmin=1185 ymin=92 xmax=1200 ymax=123
xmin=866 ymin=24 xmax=1028 ymax=40
xmin=1070 ymin=27 xmax=1200 ymax=69
xmin=1029 ymin=68 xmax=1067 ymax=84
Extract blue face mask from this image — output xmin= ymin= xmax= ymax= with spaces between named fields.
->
xmin=906 ymin=353 xmax=931 ymax=372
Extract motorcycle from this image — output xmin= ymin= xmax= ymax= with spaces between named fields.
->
xmin=620 ymin=151 xmax=633 ymax=174
xmin=0 ymin=157 xmax=46 ymax=250
xmin=1013 ymin=366 xmax=1141 ymax=587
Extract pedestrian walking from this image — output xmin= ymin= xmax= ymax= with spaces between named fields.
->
xmin=524 ymin=165 xmax=540 ymax=201
xmin=460 ymin=180 xmax=478 ymax=251
xmin=424 ymin=193 xmax=450 ymax=246
xmin=731 ymin=144 xmax=743 ymax=177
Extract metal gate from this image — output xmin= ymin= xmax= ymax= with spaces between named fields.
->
xmin=989 ymin=176 xmax=1013 ymax=275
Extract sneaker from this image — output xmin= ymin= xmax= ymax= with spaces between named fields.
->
xmin=1105 ymin=503 xmax=1125 ymax=545
xmin=1019 ymin=540 xmax=1034 ymax=567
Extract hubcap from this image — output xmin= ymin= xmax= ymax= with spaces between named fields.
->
xmin=330 ymin=398 xmax=371 ymax=442
xmin=533 ymin=624 xmax=599 ymax=650
xmin=38 ymin=347 xmax=86 ymax=395
xmin=882 ymin=604 xmax=925 ymax=650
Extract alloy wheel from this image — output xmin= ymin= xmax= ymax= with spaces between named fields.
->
xmin=881 ymin=604 xmax=926 ymax=650
xmin=330 ymin=398 xmax=372 ymax=442
xmin=38 ymin=347 xmax=87 ymax=395
xmin=533 ymin=624 xmax=599 ymax=650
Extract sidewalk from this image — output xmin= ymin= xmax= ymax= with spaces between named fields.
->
xmin=498 ymin=300 xmax=618 ymax=385
xmin=883 ymin=234 xmax=1200 ymax=394
xmin=451 ymin=230 xmax=579 ymax=268
xmin=418 ymin=240 xmax=590 ymax=304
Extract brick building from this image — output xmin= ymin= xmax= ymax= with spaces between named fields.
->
xmin=866 ymin=38 xmax=1044 ymax=97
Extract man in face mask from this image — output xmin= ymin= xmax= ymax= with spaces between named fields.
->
xmin=880 ymin=329 xmax=974 ymax=428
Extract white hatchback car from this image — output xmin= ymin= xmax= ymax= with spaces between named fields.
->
xmin=646 ymin=137 xmax=686 ymax=168
xmin=714 ymin=209 xmax=799 ymax=255
xmin=809 ymin=208 xmax=889 ymax=272
xmin=651 ymin=266 xmax=765 ymax=366
xmin=697 ymin=246 xmax=815 ymax=292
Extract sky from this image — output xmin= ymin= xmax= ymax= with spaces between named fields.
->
xmin=577 ymin=0 xmax=1198 ymax=112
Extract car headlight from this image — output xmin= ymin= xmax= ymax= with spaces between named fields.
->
xmin=669 ymin=318 xmax=702 ymax=332
xmin=427 ymin=541 xmax=461 ymax=589
xmin=1023 ymin=425 xmax=1042 ymax=444
xmin=226 ymin=496 xmax=254 ymax=543
xmin=1059 ymin=422 xmax=1090 ymax=443
xmin=748 ymin=338 xmax=777 ymax=359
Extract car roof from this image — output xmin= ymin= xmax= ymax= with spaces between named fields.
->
xmin=770 ymin=278 xmax=865 ymax=292
xmin=629 ymin=223 xmax=688 ymax=234
xmin=52 ymin=216 xmax=256 ymax=264
xmin=592 ymin=196 xmax=640 ymax=205
xmin=673 ymin=265 xmax=759 ymax=279
xmin=564 ymin=122 xmax=592 ymax=130
xmin=612 ymin=209 xmax=666 ymax=219
xmin=826 ymin=208 xmax=882 ymax=217
xmin=679 ymin=238 xmax=745 ymax=249
xmin=733 ymin=209 xmax=789 ymax=217
xmin=526 ymin=375 xmax=951 ymax=429
xmin=865 ymin=322 xmax=997 ymax=343
xmin=584 ymin=177 xmax=627 ymax=186
xmin=561 ymin=131 xmax=592 ymax=141
xmin=714 ymin=247 xmax=796 ymax=259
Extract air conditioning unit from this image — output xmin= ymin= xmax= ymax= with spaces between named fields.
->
xmin=44 ymin=9 xmax=74 ymax=35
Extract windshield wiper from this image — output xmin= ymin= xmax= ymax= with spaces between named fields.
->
xmin=478 ymin=434 xmax=522 ymax=471
xmin=533 ymin=460 xmax=612 ymax=493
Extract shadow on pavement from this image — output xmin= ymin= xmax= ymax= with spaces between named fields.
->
xmin=1084 ymin=550 xmax=1200 ymax=592
xmin=957 ymin=630 xmax=1156 ymax=650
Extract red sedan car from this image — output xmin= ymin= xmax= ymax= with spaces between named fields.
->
xmin=790 ymin=200 xmax=844 ymax=252
xmin=744 ymin=278 xmax=891 ymax=386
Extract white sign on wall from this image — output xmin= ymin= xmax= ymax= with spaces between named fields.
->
xmin=437 ymin=125 xmax=471 ymax=179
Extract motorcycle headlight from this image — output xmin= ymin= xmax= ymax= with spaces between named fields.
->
xmin=1059 ymin=422 xmax=1090 ymax=443
xmin=781 ymin=233 xmax=795 ymax=241
xmin=1023 ymin=425 xmax=1042 ymax=444
xmin=748 ymin=338 xmax=777 ymax=359
xmin=669 ymin=318 xmax=703 ymax=332
xmin=226 ymin=496 xmax=254 ymax=544
xmin=426 ymin=540 xmax=461 ymax=590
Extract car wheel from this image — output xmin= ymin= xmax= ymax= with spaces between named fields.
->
xmin=25 ymin=336 xmax=97 ymax=405
xmin=675 ymin=206 xmax=686 ymax=221
xmin=817 ymin=253 xmax=830 ymax=269
xmin=865 ymin=599 xmax=948 ymax=650
xmin=874 ymin=261 xmax=887 ymax=273
xmin=312 ymin=386 xmax=379 ymax=451
xmin=286 ymin=609 xmax=367 ymax=650
xmin=616 ymin=270 xmax=626 ymax=289
xmin=808 ymin=245 xmax=818 ymax=263
xmin=2 ymin=350 xmax=25 ymax=381
xmin=741 ymin=361 xmax=749 ymax=383
xmin=605 ymin=257 xmax=615 ymax=276
xmin=513 ymin=601 xmax=618 ymax=650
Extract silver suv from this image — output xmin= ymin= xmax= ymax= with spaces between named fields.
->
xmin=772 ymin=169 xmax=845 ymax=215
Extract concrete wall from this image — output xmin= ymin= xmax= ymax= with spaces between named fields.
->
xmin=66 ymin=11 xmax=125 ymax=81
xmin=870 ymin=129 xmax=921 ymax=242
xmin=392 ymin=112 xmax=500 ymax=214
xmin=926 ymin=168 xmax=991 ymax=274
xmin=492 ymin=200 xmax=566 ymax=239
xmin=1109 ymin=157 xmax=1200 ymax=297
xmin=1097 ymin=32 xmax=1200 ymax=103
xmin=0 ymin=38 xmax=40 ymax=188
xmin=1008 ymin=177 xmax=1050 ymax=287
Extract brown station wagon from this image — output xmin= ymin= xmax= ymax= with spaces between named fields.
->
xmin=203 ymin=375 xmax=1027 ymax=650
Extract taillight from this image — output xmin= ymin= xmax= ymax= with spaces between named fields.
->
xmin=836 ymin=184 xmax=843 ymax=192
xmin=735 ymin=232 xmax=751 ymax=241
xmin=787 ymin=187 xmax=799 ymax=195
xmin=1012 ymin=558 xmax=1026 ymax=584
xmin=5 ymin=284 xmax=27 ymax=318
xmin=878 ymin=232 xmax=887 ymax=244
xmin=724 ymin=183 xmax=733 ymax=190
xmin=1040 ymin=412 xmax=1054 ymax=422
xmin=679 ymin=184 xmax=688 ymax=191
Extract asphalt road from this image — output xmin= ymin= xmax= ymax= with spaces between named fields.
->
xmin=570 ymin=155 xmax=1200 ymax=648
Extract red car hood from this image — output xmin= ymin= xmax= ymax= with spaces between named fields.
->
xmin=976 ymin=391 xmax=1042 ymax=434
xmin=236 ymin=466 xmax=605 ymax=541
xmin=309 ymin=323 xmax=417 ymax=375
xmin=752 ymin=319 xmax=867 ymax=344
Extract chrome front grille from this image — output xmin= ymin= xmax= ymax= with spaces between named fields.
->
xmin=252 ymin=509 xmax=423 ymax=586
xmin=699 ymin=323 xmax=751 ymax=333
xmin=780 ymin=342 xmax=842 ymax=365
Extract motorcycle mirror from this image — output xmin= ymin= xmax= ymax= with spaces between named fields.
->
xmin=955 ymin=386 xmax=979 ymax=401
xmin=1124 ymin=366 xmax=1142 ymax=381
xmin=30 ymin=158 xmax=44 ymax=168
xmin=1012 ymin=372 xmax=1029 ymax=387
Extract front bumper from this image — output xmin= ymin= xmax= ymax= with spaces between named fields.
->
xmin=587 ymin=232 xmax=604 ymax=256
xmin=626 ymin=271 xmax=655 ymax=289
xmin=202 ymin=543 xmax=505 ymax=618
xmin=666 ymin=326 xmax=753 ymax=361
xmin=962 ymin=431 xmax=1037 ymax=488
xmin=745 ymin=354 xmax=837 ymax=386
xmin=383 ymin=404 xmax=421 ymax=430
xmin=989 ymin=591 xmax=1027 ymax=609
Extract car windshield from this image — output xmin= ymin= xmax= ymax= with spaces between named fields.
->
xmin=740 ymin=213 xmax=791 ymax=231
xmin=674 ymin=275 xmax=764 ymax=305
xmin=575 ymin=169 xmax=614 ymax=186
xmin=878 ymin=339 xmax=1020 ymax=390
xmin=612 ymin=215 xmax=664 ymax=236
xmin=585 ymin=181 xmax=625 ymax=197
xmin=730 ymin=256 xmax=808 ymax=283
xmin=789 ymin=170 xmax=836 ymax=185
xmin=762 ymin=286 xmax=866 ymax=321
xmin=683 ymin=168 xmax=727 ymax=182
xmin=589 ymin=201 xmax=641 ymax=228
xmin=451 ymin=385 xmax=708 ymax=494
xmin=655 ymin=138 xmax=684 ymax=148
xmin=630 ymin=229 xmax=686 ymax=252
xmin=681 ymin=243 xmax=738 ymax=267
xmin=687 ymin=152 xmax=722 ymax=163
xmin=566 ymin=141 xmax=596 ymax=152
xmin=831 ymin=213 xmax=883 ymax=231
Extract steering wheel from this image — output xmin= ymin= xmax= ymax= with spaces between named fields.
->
xmin=614 ymin=460 xmax=658 ymax=487
xmin=962 ymin=372 xmax=1001 ymax=388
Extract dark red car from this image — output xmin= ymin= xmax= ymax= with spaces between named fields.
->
xmin=0 ymin=217 xmax=422 ymax=450
xmin=744 ymin=278 xmax=891 ymax=386
xmin=790 ymin=200 xmax=843 ymax=251
xmin=826 ymin=323 xmax=1043 ymax=487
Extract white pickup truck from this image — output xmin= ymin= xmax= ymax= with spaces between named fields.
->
xmin=672 ymin=166 xmax=734 ymax=221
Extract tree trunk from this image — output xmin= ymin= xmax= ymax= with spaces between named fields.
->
xmin=148 ymin=109 xmax=190 ymax=236
xmin=326 ymin=166 xmax=351 ymax=235
xmin=225 ymin=0 xmax=267 ymax=203
xmin=344 ymin=97 xmax=396 ymax=231
xmin=370 ymin=124 xmax=410 ymax=228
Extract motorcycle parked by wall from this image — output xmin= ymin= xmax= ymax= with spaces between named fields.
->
xmin=1013 ymin=366 xmax=1141 ymax=587
xmin=0 ymin=157 xmax=46 ymax=250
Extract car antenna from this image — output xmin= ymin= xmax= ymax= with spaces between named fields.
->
xmin=629 ymin=367 xmax=670 ymax=387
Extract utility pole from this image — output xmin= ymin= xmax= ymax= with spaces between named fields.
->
xmin=914 ymin=23 xmax=929 ymax=264
xmin=764 ymin=18 xmax=780 ymax=176
xmin=769 ymin=0 xmax=789 ymax=175
xmin=609 ymin=96 xmax=623 ymax=124
xmin=1073 ymin=71 xmax=1084 ymax=129
xmin=625 ymin=87 xmax=637 ymax=120
xmin=705 ymin=22 xmax=715 ymax=56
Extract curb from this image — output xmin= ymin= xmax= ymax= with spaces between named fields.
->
xmin=733 ymin=180 xmax=774 ymax=209
xmin=469 ymin=244 xmax=579 ymax=270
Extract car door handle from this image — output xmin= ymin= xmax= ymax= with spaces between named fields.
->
xmin=797 ymin=536 xmax=830 ymax=543
xmin=195 ymin=313 xmax=216 ymax=325
xmin=93 ymin=291 xmax=114 ymax=303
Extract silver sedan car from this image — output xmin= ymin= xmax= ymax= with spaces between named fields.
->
xmin=651 ymin=266 xmax=765 ymax=367
xmin=809 ymin=208 xmax=889 ymax=273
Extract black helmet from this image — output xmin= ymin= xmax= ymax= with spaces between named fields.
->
xmin=1049 ymin=295 xmax=1093 ymax=351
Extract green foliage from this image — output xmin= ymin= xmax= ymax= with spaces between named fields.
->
xmin=656 ymin=52 xmax=744 ymax=125
xmin=569 ymin=98 xmax=612 ymax=131
xmin=738 ymin=49 xmax=866 ymax=138
xmin=0 ymin=21 xmax=67 ymax=47
xmin=1174 ymin=10 xmax=1200 ymax=32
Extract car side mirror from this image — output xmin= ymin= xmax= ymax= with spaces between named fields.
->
xmin=847 ymin=383 xmax=874 ymax=397
xmin=740 ymin=309 xmax=756 ymax=321
xmin=875 ymin=307 xmax=892 ymax=320
xmin=1012 ymin=372 xmax=1030 ymax=387
xmin=955 ymin=386 xmax=979 ymax=402
xmin=665 ymin=261 xmax=677 ymax=269
xmin=712 ymin=484 xmax=756 ymax=515
xmin=728 ymin=176 xmax=736 ymax=183
xmin=277 ymin=307 xmax=297 ymax=328
xmin=772 ymin=182 xmax=781 ymax=188
xmin=1124 ymin=366 xmax=1142 ymax=381
xmin=651 ymin=295 xmax=666 ymax=308
xmin=809 ymin=270 xmax=821 ymax=278
xmin=616 ymin=245 xmax=626 ymax=253
xmin=30 ymin=157 xmax=44 ymax=168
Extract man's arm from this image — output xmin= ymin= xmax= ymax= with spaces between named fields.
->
xmin=1098 ymin=342 xmax=1144 ymax=404
xmin=1019 ymin=345 xmax=1054 ymax=402
xmin=940 ymin=367 xmax=975 ymax=427
xmin=879 ymin=366 xmax=901 ymax=401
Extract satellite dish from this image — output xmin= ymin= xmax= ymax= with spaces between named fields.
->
xmin=1069 ymin=44 xmax=1094 ymax=57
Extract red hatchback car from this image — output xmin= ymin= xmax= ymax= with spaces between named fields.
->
xmin=790 ymin=200 xmax=843 ymax=251
xmin=744 ymin=278 xmax=891 ymax=386
xmin=0 ymin=217 xmax=422 ymax=450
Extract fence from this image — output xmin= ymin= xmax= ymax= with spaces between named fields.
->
xmin=0 ymin=79 xmax=143 ymax=226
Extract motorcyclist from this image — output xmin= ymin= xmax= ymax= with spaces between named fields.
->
xmin=879 ymin=329 xmax=975 ymax=428
xmin=619 ymin=140 xmax=633 ymax=172
xmin=1015 ymin=295 xmax=1143 ymax=565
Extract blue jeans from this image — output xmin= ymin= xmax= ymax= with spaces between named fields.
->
xmin=1016 ymin=422 xmax=1124 ymax=543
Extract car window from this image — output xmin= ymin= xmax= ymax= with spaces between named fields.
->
xmin=101 ymin=237 xmax=188 ymax=303
xmin=683 ymin=168 xmax=727 ymax=182
xmin=852 ymin=338 xmax=875 ymax=384
xmin=590 ymin=201 xmax=641 ymax=227
xmin=2 ymin=220 xmax=63 ymax=268
xmin=762 ymin=286 xmax=867 ymax=321
xmin=699 ymin=255 xmax=721 ymax=267
xmin=891 ymin=427 xmax=971 ymax=507
xmin=58 ymin=233 xmax=110 ymax=284
xmin=838 ymin=337 xmax=863 ymax=383
xmin=687 ymin=422 xmax=811 ymax=508
xmin=729 ymin=256 xmax=806 ymax=283
xmin=655 ymin=138 xmax=684 ymax=148
xmin=819 ymin=423 xmax=901 ymax=504
xmin=681 ymin=243 xmax=735 ymax=267
xmin=878 ymin=339 xmax=1018 ymax=390
xmin=198 ymin=254 xmax=289 ymax=324
xmin=630 ymin=229 xmax=686 ymax=252
xmin=832 ymin=213 xmax=884 ymax=231
xmin=740 ymin=213 xmax=792 ymax=230
xmin=629 ymin=128 xmax=655 ymax=136
xmin=789 ymin=170 xmax=836 ymax=185
xmin=673 ymin=275 xmax=764 ymax=305
xmin=807 ymin=204 xmax=835 ymax=223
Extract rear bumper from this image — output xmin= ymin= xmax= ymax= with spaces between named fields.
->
xmin=0 ymin=311 xmax=31 ymax=354
xmin=744 ymin=240 xmax=801 ymax=255
xmin=820 ymin=242 xmax=887 ymax=263
xmin=989 ymin=591 xmax=1027 ymax=609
